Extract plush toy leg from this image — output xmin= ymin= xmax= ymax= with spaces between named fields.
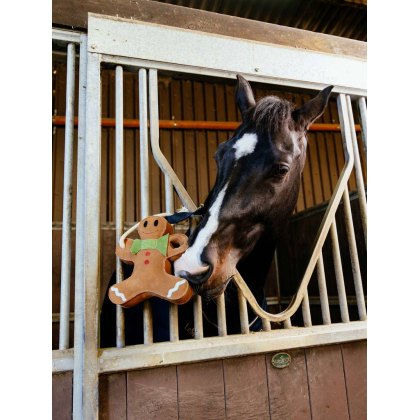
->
xmin=158 ymin=273 xmax=194 ymax=304
xmin=108 ymin=275 xmax=151 ymax=308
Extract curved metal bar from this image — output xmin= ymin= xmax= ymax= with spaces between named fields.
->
xmin=146 ymin=77 xmax=356 ymax=324
xmin=232 ymin=93 xmax=355 ymax=322
xmin=148 ymin=69 xmax=196 ymax=212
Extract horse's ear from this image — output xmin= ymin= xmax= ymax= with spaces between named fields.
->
xmin=235 ymin=74 xmax=256 ymax=120
xmin=292 ymin=85 xmax=334 ymax=130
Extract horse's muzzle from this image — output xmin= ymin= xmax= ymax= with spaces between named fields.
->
xmin=177 ymin=263 xmax=214 ymax=286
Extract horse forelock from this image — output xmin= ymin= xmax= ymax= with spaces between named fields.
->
xmin=252 ymin=96 xmax=295 ymax=135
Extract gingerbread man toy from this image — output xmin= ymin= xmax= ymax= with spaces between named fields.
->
xmin=109 ymin=216 xmax=193 ymax=308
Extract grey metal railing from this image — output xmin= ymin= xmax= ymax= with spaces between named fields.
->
xmin=52 ymin=19 xmax=367 ymax=420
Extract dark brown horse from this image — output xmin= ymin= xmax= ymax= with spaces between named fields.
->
xmin=101 ymin=75 xmax=333 ymax=345
xmin=175 ymin=75 xmax=333 ymax=300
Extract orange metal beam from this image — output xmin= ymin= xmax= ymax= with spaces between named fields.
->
xmin=52 ymin=116 xmax=361 ymax=132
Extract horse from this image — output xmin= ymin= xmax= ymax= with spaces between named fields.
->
xmin=100 ymin=75 xmax=333 ymax=347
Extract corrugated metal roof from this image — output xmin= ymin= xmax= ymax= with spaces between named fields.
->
xmin=152 ymin=0 xmax=367 ymax=41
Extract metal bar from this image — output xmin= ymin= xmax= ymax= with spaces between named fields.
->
xmin=169 ymin=303 xmax=179 ymax=342
xmin=283 ymin=319 xmax=292 ymax=328
xmin=97 ymin=321 xmax=367 ymax=374
xmin=230 ymin=93 xmax=355 ymax=322
xmin=115 ymin=66 xmax=125 ymax=348
xmin=346 ymin=95 xmax=367 ymax=244
xmin=343 ymin=186 xmax=367 ymax=320
xmin=302 ymin=289 xmax=312 ymax=327
xmin=78 ymin=50 xmax=102 ymax=420
xmin=358 ymin=97 xmax=367 ymax=153
xmin=193 ymin=295 xmax=204 ymax=339
xmin=139 ymin=68 xmax=150 ymax=219
xmin=100 ymin=53 xmax=367 ymax=98
xmin=138 ymin=68 xmax=154 ymax=343
xmin=72 ymin=34 xmax=87 ymax=419
xmin=330 ymin=218 xmax=350 ymax=323
xmin=148 ymin=68 xmax=178 ymax=342
xmin=238 ymin=289 xmax=250 ymax=334
xmin=147 ymin=71 xmax=196 ymax=212
xmin=89 ymin=15 xmax=366 ymax=95
xmin=143 ymin=300 xmax=154 ymax=345
xmin=266 ymin=296 xmax=365 ymax=307
xmin=216 ymin=294 xmax=227 ymax=337
xmin=59 ymin=43 xmax=76 ymax=351
xmin=316 ymin=251 xmax=331 ymax=325
xmin=52 ymin=28 xmax=82 ymax=43
xmin=52 ymin=116 xmax=361 ymax=132
xmin=262 ymin=318 xmax=271 ymax=332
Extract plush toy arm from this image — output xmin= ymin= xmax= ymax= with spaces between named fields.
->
xmin=167 ymin=234 xmax=189 ymax=261
xmin=115 ymin=238 xmax=135 ymax=264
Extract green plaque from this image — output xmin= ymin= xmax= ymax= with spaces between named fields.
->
xmin=271 ymin=352 xmax=291 ymax=369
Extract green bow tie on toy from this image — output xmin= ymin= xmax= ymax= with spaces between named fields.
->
xmin=130 ymin=234 xmax=169 ymax=256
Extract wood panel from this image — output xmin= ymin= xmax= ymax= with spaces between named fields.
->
xmin=52 ymin=0 xmax=366 ymax=60
xmin=99 ymin=373 xmax=127 ymax=420
xmin=127 ymin=366 xmax=178 ymax=419
xmin=52 ymin=372 xmax=73 ymax=420
xmin=305 ymin=344 xmax=350 ymax=420
xmin=177 ymin=360 xmax=226 ymax=420
xmin=265 ymin=349 xmax=311 ymax=420
xmin=341 ymin=340 xmax=367 ymax=420
xmin=223 ymin=355 xmax=270 ymax=420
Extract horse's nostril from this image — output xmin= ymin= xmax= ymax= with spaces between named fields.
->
xmin=177 ymin=264 xmax=213 ymax=286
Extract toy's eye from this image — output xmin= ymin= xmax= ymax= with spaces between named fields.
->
xmin=154 ymin=220 xmax=159 ymax=227
xmin=143 ymin=221 xmax=148 ymax=227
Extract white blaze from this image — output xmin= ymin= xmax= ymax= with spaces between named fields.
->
xmin=174 ymin=183 xmax=229 ymax=276
xmin=233 ymin=133 xmax=258 ymax=160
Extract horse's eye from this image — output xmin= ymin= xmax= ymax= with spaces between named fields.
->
xmin=154 ymin=220 xmax=159 ymax=227
xmin=143 ymin=221 xmax=148 ymax=227
xmin=271 ymin=164 xmax=289 ymax=179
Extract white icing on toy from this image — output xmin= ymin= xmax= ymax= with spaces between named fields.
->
xmin=111 ymin=286 xmax=127 ymax=302
xmin=166 ymin=279 xmax=187 ymax=298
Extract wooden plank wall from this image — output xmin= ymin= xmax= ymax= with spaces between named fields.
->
xmin=52 ymin=341 xmax=366 ymax=420
xmin=52 ymin=57 xmax=367 ymax=345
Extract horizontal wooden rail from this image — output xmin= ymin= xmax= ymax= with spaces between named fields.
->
xmin=52 ymin=321 xmax=367 ymax=373
xmin=52 ymin=116 xmax=361 ymax=132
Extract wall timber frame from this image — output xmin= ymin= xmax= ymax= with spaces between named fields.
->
xmin=52 ymin=0 xmax=366 ymax=60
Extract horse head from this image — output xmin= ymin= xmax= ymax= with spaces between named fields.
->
xmin=175 ymin=75 xmax=333 ymax=300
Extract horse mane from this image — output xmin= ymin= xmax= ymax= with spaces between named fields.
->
xmin=252 ymin=96 xmax=295 ymax=135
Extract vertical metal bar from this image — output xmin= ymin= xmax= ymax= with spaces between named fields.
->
xmin=139 ymin=68 xmax=150 ymax=219
xmin=165 ymin=175 xmax=174 ymax=213
xmin=262 ymin=318 xmax=271 ymax=332
xmin=343 ymin=186 xmax=367 ymax=320
xmin=73 ymin=34 xmax=87 ymax=420
xmin=302 ymin=289 xmax=312 ymax=327
xmin=346 ymin=95 xmax=367 ymax=244
xmin=148 ymin=69 xmax=178 ymax=342
xmin=115 ymin=66 xmax=125 ymax=348
xmin=216 ymin=294 xmax=227 ymax=336
xmin=59 ymin=43 xmax=76 ymax=350
xmin=316 ymin=251 xmax=331 ymax=325
xmin=238 ymin=289 xmax=250 ymax=334
xmin=169 ymin=304 xmax=179 ymax=342
xmin=357 ymin=97 xmax=367 ymax=154
xmin=143 ymin=300 xmax=154 ymax=344
xmin=139 ymin=68 xmax=153 ymax=343
xmin=79 ymin=50 xmax=102 ymax=420
xmin=193 ymin=295 xmax=204 ymax=339
xmin=330 ymin=218 xmax=350 ymax=323
xmin=283 ymin=318 xmax=292 ymax=328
